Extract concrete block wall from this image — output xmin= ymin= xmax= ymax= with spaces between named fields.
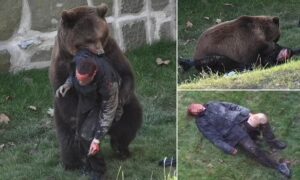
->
xmin=0 ymin=0 xmax=176 ymax=73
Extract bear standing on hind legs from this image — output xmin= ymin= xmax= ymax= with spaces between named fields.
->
xmin=49 ymin=3 xmax=142 ymax=178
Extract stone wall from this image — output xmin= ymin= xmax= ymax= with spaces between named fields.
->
xmin=0 ymin=0 xmax=176 ymax=73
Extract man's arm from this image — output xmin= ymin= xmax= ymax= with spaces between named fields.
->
xmin=94 ymin=81 xmax=119 ymax=141
xmin=220 ymin=102 xmax=250 ymax=115
xmin=89 ymin=81 xmax=119 ymax=155
xmin=196 ymin=119 xmax=236 ymax=154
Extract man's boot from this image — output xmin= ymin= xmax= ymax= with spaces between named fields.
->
xmin=277 ymin=162 xmax=292 ymax=178
xmin=261 ymin=123 xmax=287 ymax=149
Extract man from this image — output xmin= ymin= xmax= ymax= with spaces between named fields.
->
xmin=56 ymin=49 xmax=122 ymax=179
xmin=179 ymin=44 xmax=298 ymax=73
xmin=187 ymin=101 xmax=292 ymax=178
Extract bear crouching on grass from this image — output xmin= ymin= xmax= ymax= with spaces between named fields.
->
xmin=195 ymin=16 xmax=281 ymax=65
xmin=49 ymin=4 xmax=142 ymax=179
xmin=180 ymin=16 xmax=300 ymax=73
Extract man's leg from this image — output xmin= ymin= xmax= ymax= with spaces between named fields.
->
xmin=242 ymin=121 xmax=261 ymax=141
xmin=78 ymin=109 xmax=107 ymax=179
xmin=239 ymin=136 xmax=278 ymax=168
xmin=194 ymin=55 xmax=243 ymax=73
xmin=238 ymin=136 xmax=291 ymax=178
xmin=247 ymin=113 xmax=287 ymax=149
xmin=79 ymin=140 xmax=107 ymax=180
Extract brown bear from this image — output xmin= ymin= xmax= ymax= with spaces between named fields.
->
xmin=192 ymin=16 xmax=281 ymax=71
xmin=49 ymin=4 xmax=142 ymax=178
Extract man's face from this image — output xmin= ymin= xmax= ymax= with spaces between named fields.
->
xmin=188 ymin=103 xmax=206 ymax=116
xmin=76 ymin=69 xmax=96 ymax=86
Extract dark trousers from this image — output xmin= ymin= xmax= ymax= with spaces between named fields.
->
xmin=238 ymin=122 xmax=279 ymax=169
xmin=78 ymin=139 xmax=106 ymax=176
xmin=77 ymin=108 xmax=106 ymax=177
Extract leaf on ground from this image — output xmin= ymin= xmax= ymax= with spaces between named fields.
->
xmin=47 ymin=108 xmax=54 ymax=117
xmin=5 ymin=96 xmax=13 ymax=101
xmin=204 ymin=16 xmax=210 ymax=20
xmin=0 ymin=144 xmax=4 ymax=151
xmin=156 ymin=58 xmax=171 ymax=66
xmin=0 ymin=113 xmax=10 ymax=124
xmin=223 ymin=3 xmax=234 ymax=7
xmin=216 ymin=18 xmax=222 ymax=24
xmin=207 ymin=163 xmax=214 ymax=168
xmin=28 ymin=105 xmax=37 ymax=111
xmin=186 ymin=20 xmax=193 ymax=28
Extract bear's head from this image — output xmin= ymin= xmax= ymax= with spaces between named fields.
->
xmin=238 ymin=16 xmax=281 ymax=43
xmin=59 ymin=3 xmax=109 ymax=56
xmin=259 ymin=16 xmax=280 ymax=42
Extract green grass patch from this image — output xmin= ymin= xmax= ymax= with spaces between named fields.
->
xmin=178 ymin=0 xmax=300 ymax=87
xmin=179 ymin=60 xmax=300 ymax=89
xmin=178 ymin=91 xmax=300 ymax=180
xmin=0 ymin=41 xmax=176 ymax=179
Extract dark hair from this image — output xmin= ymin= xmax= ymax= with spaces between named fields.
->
xmin=77 ymin=58 xmax=97 ymax=77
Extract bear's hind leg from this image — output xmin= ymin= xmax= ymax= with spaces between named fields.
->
xmin=109 ymin=95 xmax=142 ymax=159
xmin=54 ymin=96 xmax=82 ymax=170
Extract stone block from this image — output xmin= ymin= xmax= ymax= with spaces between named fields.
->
xmin=159 ymin=21 xmax=173 ymax=40
xmin=0 ymin=0 xmax=22 ymax=40
xmin=31 ymin=48 xmax=53 ymax=62
xmin=122 ymin=20 xmax=147 ymax=50
xmin=121 ymin=0 xmax=144 ymax=14
xmin=151 ymin=0 xmax=169 ymax=11
xmin=93 ymin=0 xmax=113 ymax=16
xmin=0 ymin=50 xmax=11 ymax=73
xmin=108 ymin=22 xmax=115 ymax=38
xmin=28 ymin=0 xmax=87 ymax=32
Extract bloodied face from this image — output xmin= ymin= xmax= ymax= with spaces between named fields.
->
xmin=187 ymin=103 xmax=206 ymax=116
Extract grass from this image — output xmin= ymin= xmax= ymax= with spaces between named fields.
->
xmin=178 ymin=0 xmax=300 ymax=87
xmin=178 ymin=91 xmax=300 ymax=180
xmin=0 ymin=41 xmax=176 ymax=179
xmin=179 ymin=60 xmax=300 ymax=89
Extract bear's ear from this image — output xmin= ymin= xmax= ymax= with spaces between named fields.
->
xmin=61 ymin=10 xmax=77 ymax=28
xmin=272 ymin=17 xmax=279 ymax=26
xmin=96 ymin=3 xmax=108 ymax=18
xmin=238 ymin=16 xmax=254 ymax=29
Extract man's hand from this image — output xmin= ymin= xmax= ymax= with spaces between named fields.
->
xmin=55 ymin=83 xmax=71 ymax=97
xmin=88 ymin=139 xmax=100 ymax=156
xmin=232 ymin=148 xmax=238 ymax=155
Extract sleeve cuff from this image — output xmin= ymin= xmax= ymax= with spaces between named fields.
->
xmin=94 ymin=131 xmax=105 ymax=141
xmin=92 ymin=138 xmax=100 ymax=144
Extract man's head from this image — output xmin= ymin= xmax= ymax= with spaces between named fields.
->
xmin=187 ymin=103 xmax=206 ymax=117
xmin=76 ymin=58 xmax=97 ymax=86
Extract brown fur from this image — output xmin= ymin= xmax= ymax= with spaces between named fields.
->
xmin=194 ymin=16 xmax=281 ymax=65
xmin=49 ymin=4 xmax=142 ymax=172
